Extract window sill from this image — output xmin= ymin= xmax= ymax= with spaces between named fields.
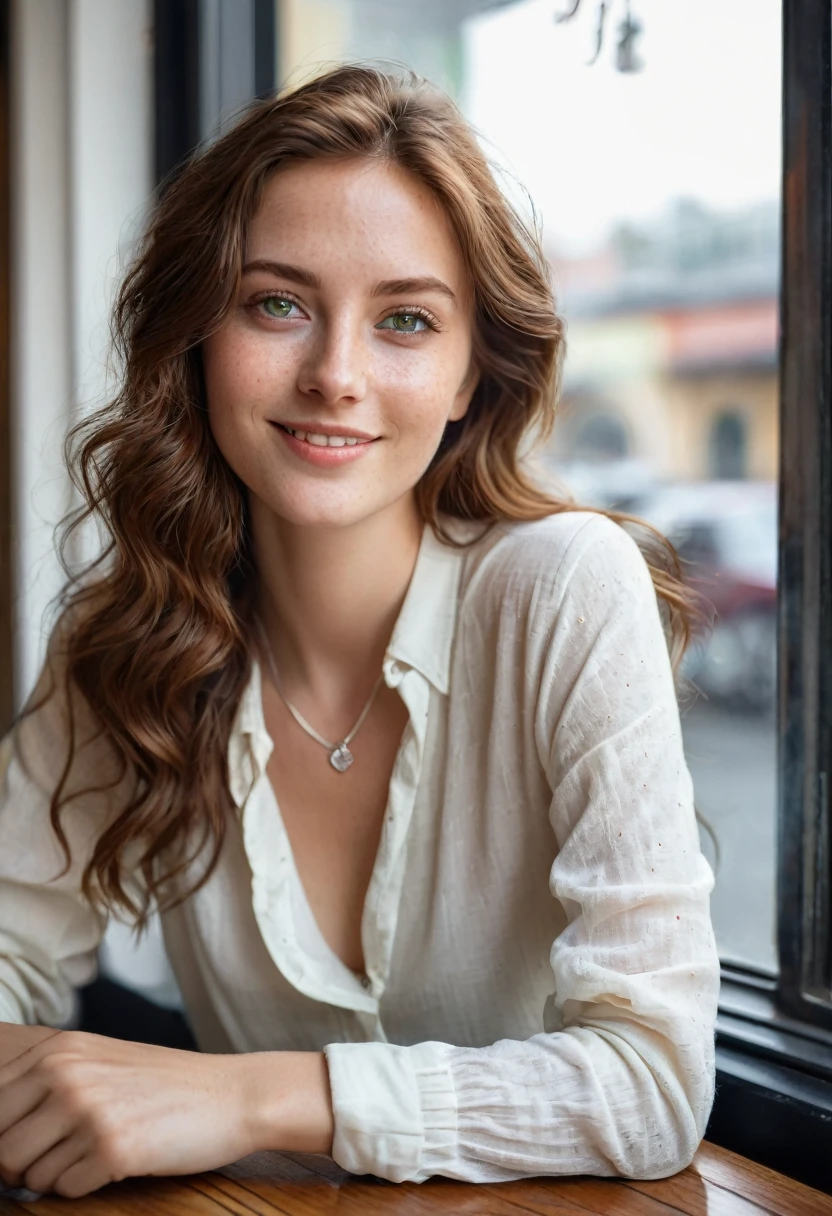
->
xmin=708 ymin=970 xmax=832 ymax=1194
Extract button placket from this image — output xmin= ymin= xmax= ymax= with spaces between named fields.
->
xmin=360 ymin=669 xmax=430 ymax=998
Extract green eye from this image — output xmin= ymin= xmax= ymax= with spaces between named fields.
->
xmin=262 ymin=297 xmax=295 ymax=319
xmin=378 ymin=312 xmax=427 ymax=333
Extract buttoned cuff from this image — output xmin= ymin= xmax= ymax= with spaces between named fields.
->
xmin=323 ymin=1039 xmax=458 ymax=1183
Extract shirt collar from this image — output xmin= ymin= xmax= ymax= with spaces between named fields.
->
xmin=383 ymin=517 xmax=475 ymax=696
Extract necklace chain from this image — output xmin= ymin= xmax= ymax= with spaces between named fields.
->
xmin=254 ymin=614 xmax=385 ymax=772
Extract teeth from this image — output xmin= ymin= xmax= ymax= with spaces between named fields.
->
xmin=285 ymin=426 xmax=366 ymax=447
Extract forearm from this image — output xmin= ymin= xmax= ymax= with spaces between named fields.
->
xmin=241 ymin=1050 xmax=335 ymax=1156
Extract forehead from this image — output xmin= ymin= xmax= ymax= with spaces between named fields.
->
xmin=245 ymin=157 xmax=469 ymax=292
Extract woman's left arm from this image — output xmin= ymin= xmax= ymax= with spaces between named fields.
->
xmin=322 ymin=515 xmax=721 ymax=1184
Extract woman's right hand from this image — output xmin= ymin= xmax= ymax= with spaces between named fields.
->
xmin=0 ymin=1025 xmax=62 ymax=1072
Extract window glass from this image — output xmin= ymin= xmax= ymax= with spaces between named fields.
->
xmin=278 ymin=0 xmax=782 ymax=973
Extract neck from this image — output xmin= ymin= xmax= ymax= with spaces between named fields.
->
xmin=251 ymin=494 xmax=423 ymax=712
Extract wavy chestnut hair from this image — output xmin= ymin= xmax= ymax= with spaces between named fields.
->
xmin=31 ymin=63 xmax=705 ymax=925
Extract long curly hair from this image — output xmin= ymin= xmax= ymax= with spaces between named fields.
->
xmin=28 ymin=63 xmax=704 ymax=925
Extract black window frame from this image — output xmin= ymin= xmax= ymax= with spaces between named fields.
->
xmin=777 ymin=0 xmax=832 ymax=1031
xmin=153 ymin=0 xmax=276 ymax=185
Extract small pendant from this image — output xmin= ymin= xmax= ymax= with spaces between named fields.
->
xmin=330 ymin=744 xmax=354 ymax=772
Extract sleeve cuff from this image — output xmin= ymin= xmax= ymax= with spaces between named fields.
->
xmin=323 ymin=1039 xmax=458 ymax=1182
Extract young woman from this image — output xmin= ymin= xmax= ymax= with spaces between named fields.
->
xmin=0 ymin=64 xmax=719 ymax=1198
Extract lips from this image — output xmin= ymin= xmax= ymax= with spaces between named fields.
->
xmin=272 ymin=422 xmax=376 ymax=467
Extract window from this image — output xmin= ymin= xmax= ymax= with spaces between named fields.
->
xmin=459 ymin=0 xmax=781 ymax=976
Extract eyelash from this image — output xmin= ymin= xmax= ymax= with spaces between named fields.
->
xmin=246 ymin=290 xmax=443 ymax=334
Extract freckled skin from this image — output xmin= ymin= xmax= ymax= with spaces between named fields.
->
xmin=202 ymin=157 xmax=479 ymax=532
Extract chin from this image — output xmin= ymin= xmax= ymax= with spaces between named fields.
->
xmin=266 ymin=488 xmax=387 ymax=532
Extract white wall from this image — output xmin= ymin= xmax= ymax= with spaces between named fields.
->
xmin=12 ymin=0 xmax=154 ymax=703
xmin=11 ymin=0 xmax=73 ymax=702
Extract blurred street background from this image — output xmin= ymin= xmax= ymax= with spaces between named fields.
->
xmin=4 ymin=0 xmax=781 ymax=1015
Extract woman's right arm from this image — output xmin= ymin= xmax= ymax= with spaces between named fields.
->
xmin=0 ymin=647 xmax=125 ymax=1033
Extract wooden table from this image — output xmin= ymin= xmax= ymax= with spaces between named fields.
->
xmin=1 ymin=1140 xmax=830 ymax=1216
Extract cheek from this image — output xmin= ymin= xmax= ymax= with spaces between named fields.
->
xmin=203 ymin=326 xmax=281 ymax=443
xmin=376 ymin=346 xmax=469 ymax=437
xmin=202 ymin=337 xmax=260 ymax=483
xmin=205 ymin=328 xmax=262 ymax=408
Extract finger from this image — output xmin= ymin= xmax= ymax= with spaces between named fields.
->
xmin=52 ymin=1149 xmax=122 ymax=1201
xmin=0 ymin=1073 xmax=50 ymax=1139
xmin=22 ymin=1134 xmax=88 ymax=1197
xmin=0 ymin=1098 xmax=76 ymax=1189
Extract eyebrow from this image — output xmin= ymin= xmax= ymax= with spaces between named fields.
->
xmin=242 ymin=260 xmax=322 ymax=288
xmin=241 ymin=260 xmax=457 ymax=306
xmin=372 ymin=277 xmax=457 ymax=305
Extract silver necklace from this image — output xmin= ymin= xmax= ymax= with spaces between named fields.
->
xmin=254 ymin=614 xmax=385 ymax=772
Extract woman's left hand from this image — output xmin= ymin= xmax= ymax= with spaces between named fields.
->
xmin=0 ymin=1029 xmax=264 ymax=1198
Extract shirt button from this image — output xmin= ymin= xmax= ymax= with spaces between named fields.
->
xmin=360 ymin=974 xmax=371 ymax=989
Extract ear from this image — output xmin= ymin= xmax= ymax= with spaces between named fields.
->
xmin=448 ymin=359 xmax=480 ymax=423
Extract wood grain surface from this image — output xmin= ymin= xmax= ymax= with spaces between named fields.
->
xmin=1 ymin=1141 xmax=830 ymax=1215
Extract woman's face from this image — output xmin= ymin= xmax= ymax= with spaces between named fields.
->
xmin=203 ymin=157 xmax=478 ymax=532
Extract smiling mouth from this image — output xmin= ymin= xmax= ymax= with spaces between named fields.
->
xmin=276 ymin=424 xmax=375 ymax=448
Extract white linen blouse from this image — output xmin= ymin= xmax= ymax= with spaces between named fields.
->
xmin=0 ymin=510 xmax=720 ymax=1184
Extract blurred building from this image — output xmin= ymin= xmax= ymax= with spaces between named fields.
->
xmin=547 ymin=199 xmax=779 ymax=502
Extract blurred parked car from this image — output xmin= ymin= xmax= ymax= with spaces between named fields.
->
xmin=626 ymin=481 xmax=777 ymax=714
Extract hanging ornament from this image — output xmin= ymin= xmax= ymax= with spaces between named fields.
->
xmin=616 ymin=1 xmax=643 ymax=72
xmin=555 ymin=0 xmax=644 ymax=72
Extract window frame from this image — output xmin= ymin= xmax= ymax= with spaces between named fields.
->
xmin=776 ymin=0 xmax=832 ymax=1030
xmin=153 ymin=0 xmax=276 ymax=184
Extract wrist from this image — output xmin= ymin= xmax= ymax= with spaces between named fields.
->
xmin=239 ymin=1050 xmax=335 ymax=1156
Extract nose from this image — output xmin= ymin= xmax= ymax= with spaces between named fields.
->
xmin=296 ymin=313 xmax=367 ymax=406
